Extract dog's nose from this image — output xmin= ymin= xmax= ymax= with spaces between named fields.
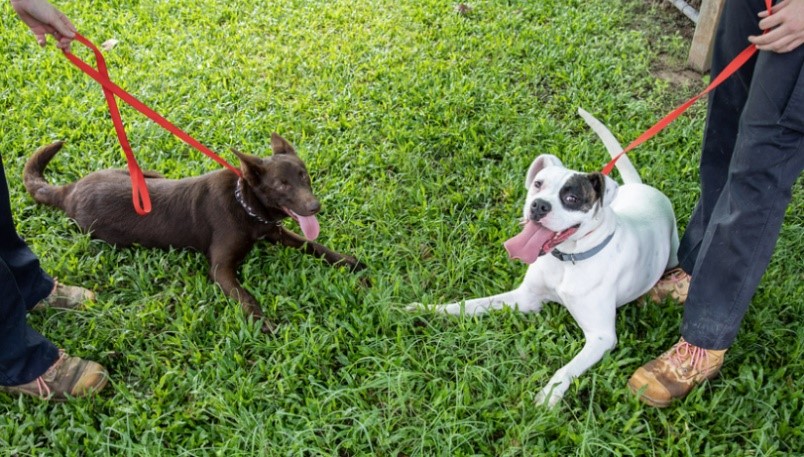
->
xmin=530 ymin=199 xmax=551 ymax=221
xmin=306 ymin=199 xmax=321 ymax=214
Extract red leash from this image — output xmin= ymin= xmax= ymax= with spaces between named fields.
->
xmin=601 ymin=0 xmax=772 ymax=175
xmin=62 ymin=33 xmax=242 ymax=215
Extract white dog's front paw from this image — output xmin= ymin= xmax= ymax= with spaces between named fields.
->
xmin=535 ymin=374 xmax=571 ymax=408
xmin=405 ymin=302 xmax=461 ymax=314
xmin=534 ymin=387 xmax=564 ymax=408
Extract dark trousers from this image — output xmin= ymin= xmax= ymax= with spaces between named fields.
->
xmin=0 ymin=154 xmax=58 ymax=386
xmin=678 ymin=0 xmax=804 ymax=350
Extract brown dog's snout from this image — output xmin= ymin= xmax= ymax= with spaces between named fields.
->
xmin=306 ymin=199 xmax=321 ymax=215
xmin=530 ymin=199 xmax=551 ymax=221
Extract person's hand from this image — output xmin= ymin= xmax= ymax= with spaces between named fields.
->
xmin=10 ymin=0 xmax=76 ymax=50
xmin=748 ymin=0 xmax=804 ymax=53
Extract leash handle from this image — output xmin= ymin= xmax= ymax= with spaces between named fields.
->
xmin=601 ymin=0 xmax=773 ymax=175
xmin=62 ymin=33 xmax=242 ymax=214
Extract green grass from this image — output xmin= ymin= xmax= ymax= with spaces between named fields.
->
xmin=1 ymin=0 xmax=802 ymax=455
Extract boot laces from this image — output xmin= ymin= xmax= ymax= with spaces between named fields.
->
xmin=33 ymin=350 xmax=68 ymax=398
xmin=672 ymin=340 xmax=709 ymax=372
xmin=663 ymin=268 xmax=689 ymax=284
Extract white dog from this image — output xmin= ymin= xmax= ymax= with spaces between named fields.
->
xmin=411 ymin=108 xmax=679 ymax=407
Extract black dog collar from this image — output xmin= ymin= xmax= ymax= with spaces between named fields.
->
xmin=551 ymin=231 xmax=615 ymax=264
xmin=234 ymin=179 xmax=280 ymax=226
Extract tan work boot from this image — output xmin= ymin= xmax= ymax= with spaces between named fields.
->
xmin=32 ymin=280 xmax=95 ymax=311
xmin=643 ymin=267 xmax=691 ymax=304
xmin=628 ymin=337 xmax=726 ymax=407
xmin=0 ymin=350 xmax=108 ymax=401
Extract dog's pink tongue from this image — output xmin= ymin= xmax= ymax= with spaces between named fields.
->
xmin=504 ymin=221 xmax=556 ymax=264
xmin=296 ymin=214 xmax=320 ymax=240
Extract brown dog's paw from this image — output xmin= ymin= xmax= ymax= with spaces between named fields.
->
xmin=260 ymin=319 xmax=277 ymax=334
xmin=348 ymin=259 xmax=371 ymax=287
xmin=351 ymin=259 xmax=368 ymax=273
xmin=358 ymin=275 xmax=373 ymax=288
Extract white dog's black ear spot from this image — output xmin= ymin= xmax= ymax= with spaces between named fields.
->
xmin=584 ymin=172 xmax=619 ymax=210
xmin=526 ymin=154 xmax=563 ymax=189
xmin=588 ymin=173 xmax=606 ymax=205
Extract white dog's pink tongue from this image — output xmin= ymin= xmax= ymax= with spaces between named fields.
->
xmin=504 ymin=221 xmax=556 ymax=264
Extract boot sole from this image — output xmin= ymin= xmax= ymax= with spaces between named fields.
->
xmin=627 ymin=380 xmax=671 ymax=408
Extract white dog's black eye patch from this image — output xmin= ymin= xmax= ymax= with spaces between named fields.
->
xmin=560 ymin=174 xmax=603 ymax=212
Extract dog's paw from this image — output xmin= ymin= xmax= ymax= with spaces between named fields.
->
xmin=260 ymin=319 xmax=277 ymax=334
xmin=352 ymin=259 xmax=368 ymax=272
xmin=534 ymin=388 xmax=563 ymax=408
xmin=405 ymin=302 xmax=464 ymax=315
xmin=535 ymin=374 xmax=571 ymax=408
xmin=338 ymin=256 xmax=367 ymax=273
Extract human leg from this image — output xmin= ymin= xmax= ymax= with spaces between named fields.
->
xmin=682 ymin=47 xmax=804 ymax=349
xmin=0 ymin=155 xmax=107 ymax=399
xmin=645 ymin=0 xmax=766 ymax=304
xmin=0 ymin=154 xmax=58 ymax=386
xmin=0 ymin=258 xmax=59 ymax=387
xmin=0 ymin=155 xmax=54 ymax=309
xmin=632 ymin=48 xmax=804 ymax=406
xmin=631 ymin=0 xmax=804 ymax=406
xmin=676 ymin=0 xmax=766 ymax=273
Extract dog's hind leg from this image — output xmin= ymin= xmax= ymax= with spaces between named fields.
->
xmin=667 ymin=221 xmax=680 ymax=270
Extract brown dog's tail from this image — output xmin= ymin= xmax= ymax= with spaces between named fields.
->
xmin=23 ymin=141 xmax=72 ymax=208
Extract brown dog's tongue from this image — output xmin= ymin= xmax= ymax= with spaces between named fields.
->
xmin=284 ymin=208 xmax=320 ymax=240
xmin=504 ymin=221 xmax=557 ymax=264
xmin=296 ymin=214 xmax=320 ymax=240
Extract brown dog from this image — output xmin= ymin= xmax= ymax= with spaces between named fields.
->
xmin=24 ymin=134 xmax=365 ymax=332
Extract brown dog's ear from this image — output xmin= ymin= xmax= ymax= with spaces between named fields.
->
xmin=270 ymin=133 xmax=297 ymax=155
xmin=231 ymin=148 xmax=263 ymax=182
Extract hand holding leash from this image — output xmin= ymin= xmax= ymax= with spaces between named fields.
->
xmin=749 ymin=0 xmax=804 ymax=53
xmin=10 ymin=0 xmax=76 ymax=49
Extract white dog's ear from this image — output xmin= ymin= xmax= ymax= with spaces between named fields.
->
xmin=587 ymin=172 xmax=618 ymax=208
xmin=525 ymin=154 xmax=563 ymax=189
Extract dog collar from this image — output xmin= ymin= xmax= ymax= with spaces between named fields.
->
xmin=235 ymin=179 xmax=280 ymax=225
xmin=551 ymin=231 xmax=615 ymax=264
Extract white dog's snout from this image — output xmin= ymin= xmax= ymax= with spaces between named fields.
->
xmin=530 ymin=198 xmax=551 ymax=220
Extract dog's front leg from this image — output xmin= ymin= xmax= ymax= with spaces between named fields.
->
xmin=273 ymin=227 xmax=366 ymax=272
xmin=534 ymin=297 xmax=617 ymax=407
xmin=414 ymin=287 xmax=543 ymax=316
xmin=208 ymin=248 xmax=274 ymax=333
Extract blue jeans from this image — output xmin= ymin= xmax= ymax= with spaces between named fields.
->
xmin=0 ymin=153 xmax=58 ymax=386
xmin=678 ymin=0 xmax=804 ymax=350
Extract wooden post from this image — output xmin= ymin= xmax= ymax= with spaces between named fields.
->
xmin=687 ymin=0 xmax=726 ymax=72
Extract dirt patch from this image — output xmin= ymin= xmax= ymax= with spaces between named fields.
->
xmin=633 ymin=0 xmax=707 ymax=86
xmin=652 ymin=0 xmax=701 ymax=41
xmin=654 ymin=53 xmax=702 ymax=87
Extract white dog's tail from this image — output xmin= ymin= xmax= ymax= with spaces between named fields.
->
xmin=577 ymin=107 xmax=642 ymax=185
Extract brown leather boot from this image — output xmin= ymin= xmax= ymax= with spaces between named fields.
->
xmin=0 ymin=350 xmax=108 ymax=401
xmin=31 ymin=280 xmax=95 ymax=311
xmin=643 ymin=267 xmax=691 ymax=304
xmin=628 ymin=337 xmax=726 ymax=407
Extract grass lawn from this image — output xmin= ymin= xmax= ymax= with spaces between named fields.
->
xmin=1 ymin=0 xmax=802 ymax=455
